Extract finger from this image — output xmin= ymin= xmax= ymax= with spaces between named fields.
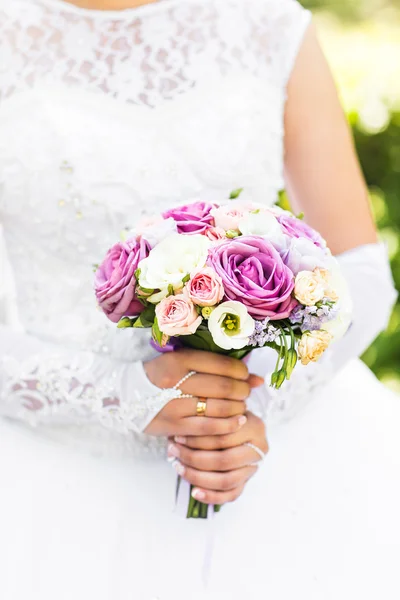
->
xmin=174 ymin=429 xmax=249 ymax=450
xmin=248 ymin=374 xmax=265 ymax=388
xmin=173 ymin=462 xmax=257 ymax=491
xmin=176 ymin=397 xmax=246 ymax=419
xmin=180 ymin=373 xmax=251 ymax=401
xmin=176 ymin=414 xmax=247 ymax=437
xmin=167 ymin=442 xmax=263 ymax=472
xmin=191 ymin=484 xmax=246 ymax=506
xmin=179 ymin=349 xmax=250 ymax=381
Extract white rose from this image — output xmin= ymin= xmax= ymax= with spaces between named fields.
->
xmin=138 ymin=234 xmax=211 ymax=300
xmin=208 ymin=301 xmax=255 ymax=350
xmin=320 ymin=259 xmax=353 ymax=341
xmin=238 ymin=210 xmax=287 ymax=250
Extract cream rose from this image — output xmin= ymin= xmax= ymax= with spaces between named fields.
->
xmin=138 ymin=233 xmax=211 ymax=302
xmin=314 ymin=267 xmax=339 ymax=302
xmin=319 ymin=261 xmax=352 ymax=341
xmin=294 ymin=270 xmax=325 ymax=306
xmin=208 ymin=301 xmax=255 ymax=350
xmin=155 ymin=295 xmax=202 ymax=336
xmin=298 ymin=330 xmax=332 ymax=365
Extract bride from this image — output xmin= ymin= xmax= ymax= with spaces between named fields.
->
xmin=1 ymin=0 xmax=400 ymax=598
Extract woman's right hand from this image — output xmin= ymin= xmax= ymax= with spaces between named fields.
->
xmin=143 ymin=350 xmax=264 ymax=438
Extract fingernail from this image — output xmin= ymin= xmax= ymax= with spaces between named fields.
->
xmin=192 ymin=488 xmax=205 ymax=500
xmin=174 ymin=462 xmax=186 ymax=476
xmin=174 ymin=436 xmax=186 ymax=444
xmin=238 ymin=415 xmax=247 ymax=427
xmin=167 ymin=443 xmax=180 ymax=458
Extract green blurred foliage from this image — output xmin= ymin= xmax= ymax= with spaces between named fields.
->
xmin=354 ymin=113 xmax=400 ymax=386
xmin=300 ymin=1 xmax=400 ymax=390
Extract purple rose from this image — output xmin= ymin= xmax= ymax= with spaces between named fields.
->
xmin=277 ymin=214 xmax=326 ymax=249
xmin=208 ymin=236 xmax=297 ymax=320
xmin=95 ymin=237 xmax=150 ymax=323
xmin=162 ymin=201 xmax=215 ymax=234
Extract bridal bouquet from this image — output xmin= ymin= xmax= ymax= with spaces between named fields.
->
xmin=95 ymin=191 xmax=352 ymax=517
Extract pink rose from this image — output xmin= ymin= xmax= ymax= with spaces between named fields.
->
xmin=162 ymin=201 xmax=215 ymax=234
xmin=156 ymin=295 xmax=202 ymax=336
xmin=95 ymin=238 xmax=150 ymax=323
xmin=210 ymin=204 xmax=249 ymax=231
xmin=183 ymin=267 xmax=225 ymax=307
xmin=205 ymin=226 xmax=227 ymax=244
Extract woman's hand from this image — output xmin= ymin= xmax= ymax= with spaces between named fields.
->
xmin=143 ymin=350 xmax=264 ymax=437
xmin=167 ymin=411 xmax=268 ymax=505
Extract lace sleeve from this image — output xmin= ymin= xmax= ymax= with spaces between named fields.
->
xmin=0 ymin=228 xmax=177 ymax=439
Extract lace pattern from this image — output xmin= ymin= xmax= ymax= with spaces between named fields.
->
xmin=0 ymin=0 xmax=310 ymax=106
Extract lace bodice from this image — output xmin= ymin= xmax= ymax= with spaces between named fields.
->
xmin=0 ymin=0 xmax=314 ymax=456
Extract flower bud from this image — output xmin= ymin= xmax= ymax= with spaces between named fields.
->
xmin=201 ymin=306 xmax=215 ymax=320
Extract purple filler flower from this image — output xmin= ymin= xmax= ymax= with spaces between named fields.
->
xmin=95 ymin=237 xmax=150 ymax=323
xmin=208 ymin=236 xmax=297 ymax=320
xmin=162 ymin=201 xmax=215 ymax=235
xmin=249 ymin=319 xmax=280 ymax=347
xmin=277 ymin=214 xmax=326 ymax=249
xmin=289 ymin=301 xmax=338 ymax=332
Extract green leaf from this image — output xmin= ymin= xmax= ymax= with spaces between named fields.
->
xmin=138 ymin=286 xmax=154 ymax=295
xmin=229 ymin=188 xmax=244 ymax=200
xmin=92 ymin=263 xmax=99 ymax=273
xmin=229 ymin=348 xmax=252 ymax=360
xmin=296 ymin=212 xmax=305 ymax=220
xmin=137 ymin=296 xmax=149 ymax=307
xmin=182 ymin=273 xmax=190 ymax=285
xmin=134 ymin=268 xmax=141 ymax=281
xmin=152 ymin=317 xmax=165 ymax=346
xmin=168 ymin=284 xmax=175 ymax=297
xmin=117 ymin=316 xmax=137 ymax=329
xmin=226 ymin=229 xmax=240 ymax=239
xmin=133 ymin=304 xmax=156 ymax=328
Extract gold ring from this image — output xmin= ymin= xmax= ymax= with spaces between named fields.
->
xmin=196 ymin=398 xmax=207 ymax=417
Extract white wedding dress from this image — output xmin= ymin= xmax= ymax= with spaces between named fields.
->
xmin=1 ymin=0 xmax=400 ymax=598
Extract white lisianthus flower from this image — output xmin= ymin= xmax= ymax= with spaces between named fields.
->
xmin=138 ymin=234 xmax=211 ymax=301
xmin=320 ymin=259 xmax=353 ymax=341
xmin=238 ymin=210 xmax=287 ymax=250
xmin=208 ymin=301 xmax=255 ymax=350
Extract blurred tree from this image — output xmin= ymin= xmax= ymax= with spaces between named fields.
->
xmin=297 ymin=1 xmax=400 ymax=389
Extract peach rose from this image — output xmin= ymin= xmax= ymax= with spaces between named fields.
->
xmin=314 ymin=267 xmax=339 ymax=302
xmin=294 ymin=270 xmax=325 ymax=306
xmin=205 ymin=226 xmax=227 ymax=244
xmin=298 ymin=330 xmax=332 ymax=365
xmin=183 ymin=267 xmax=225 ymax=307
xmin=210 ymin=204 xmax=248 ymax=231
xmin=155 ymin=295 xmax=202 ymax=336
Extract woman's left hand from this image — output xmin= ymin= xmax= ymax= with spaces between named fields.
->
xmin=167 ymin=411 xmax=268 ymax=505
